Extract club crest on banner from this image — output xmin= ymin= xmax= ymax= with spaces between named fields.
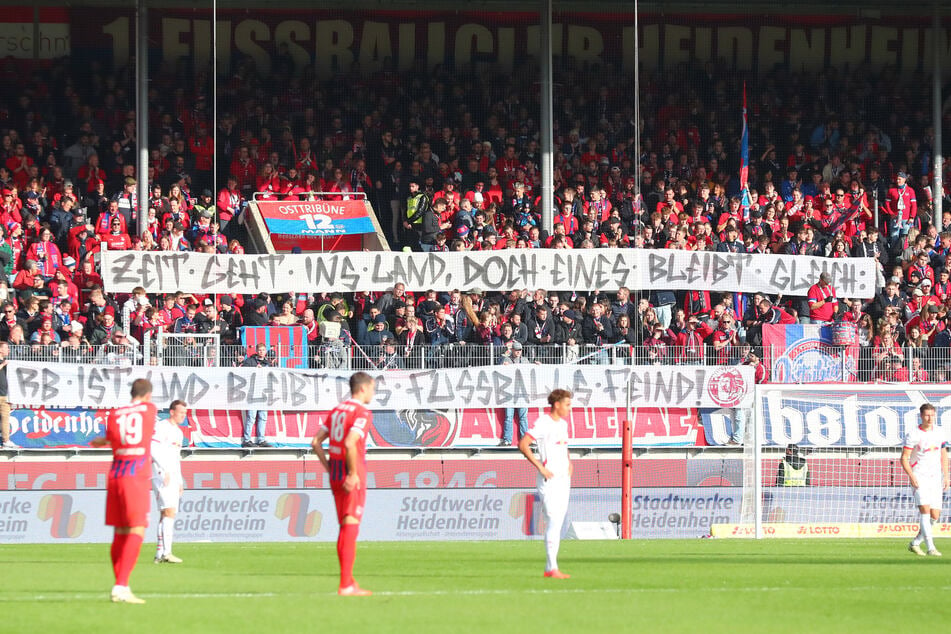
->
xmin=764 ymin=324 xmax=859 ymax=383
xmin=706 ymin=368 xmax=748 ymax=408
xmin=368 ymin=409 xmax=459 ymax=448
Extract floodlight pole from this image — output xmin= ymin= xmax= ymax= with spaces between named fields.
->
xmin=136 ymin=0 xmax=149 ymax=237
xmin=213 ymin=0 xmax=218 ymax=202
xmin=933 ymin=0 xmax=944 ymax=231
xmin=633 ymin=0 xmax=641 ymax=198
xmin=540 ymin=0 xmax=554 ymax=235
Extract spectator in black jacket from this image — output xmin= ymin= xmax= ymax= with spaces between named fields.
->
xmin=243 ymin=298 xmax=269 ymax=327
xmin=527 ymin=305 xmax=556 ymax=346
xmin=583 ymin=302 xmax=617 ymax=347
xmin=419 ymin=197 xmax=443 ymax=252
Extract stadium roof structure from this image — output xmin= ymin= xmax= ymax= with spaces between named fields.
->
xmin=0 ymin=0 xmax=941 ymax=14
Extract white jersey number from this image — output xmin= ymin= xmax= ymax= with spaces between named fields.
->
xmin=116 ymin=412 xmax=143 ymax=445
xmin=330 ymin=411 xmax=347 ymax=443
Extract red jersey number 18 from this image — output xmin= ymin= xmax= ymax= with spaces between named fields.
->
xmin=330 ymin=411 xmax=347 ymax=443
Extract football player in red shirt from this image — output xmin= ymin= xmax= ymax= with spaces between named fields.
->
xmin=90 ymin=379 xmax=157 ymax=604
xmin=311 ymin=372 xmax=376 ymax=596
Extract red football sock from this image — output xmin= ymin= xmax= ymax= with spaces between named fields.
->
xmin=116 ymin=533 xmax=144 ymax=587
xmin=111 ymin=533 xmax=126 ymax=582
xmin=337 ymin=523 xmax=360 ymax=589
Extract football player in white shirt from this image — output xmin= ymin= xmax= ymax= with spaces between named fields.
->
xmin=151 ymin=399 xmax=187 ymax=563
xmin=519 ymin=389 xmax=572 ymax=579
xmin=901 ymin=403 xmax=949 ymax=557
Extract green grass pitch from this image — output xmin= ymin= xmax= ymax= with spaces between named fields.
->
xmin=3 ymin=539 xmax=950 ymax=633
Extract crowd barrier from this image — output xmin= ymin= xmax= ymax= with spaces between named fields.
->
xmin=7 ymin=340 xmax=951 ymax=384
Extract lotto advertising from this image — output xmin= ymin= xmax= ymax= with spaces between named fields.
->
xmin=712 ymin=487 xmax=951 ymax=539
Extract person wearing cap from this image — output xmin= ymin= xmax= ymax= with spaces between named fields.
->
xmin=716 ymin=225 xmax=746 ymax=253
xmin=806 ymin=271 xmax=839 ymax=324
xmin=111 ymin=176 xmax=138 ymax=228
xmin=776 ymin=443 xmax=810 ymax=486
xmin=88 ymin=307 xmax=119 ymax=346
xmin=364 ymin=313 xmax=394 ymax=347
xmin=498 ymin=340 xmax=530 ymax=446
xmin=216 ymin=295 xmax=242 ymax=343
xmin=883 ymin=171 xmax=917 ymax=245
xmin=193 ymin=189 xmax=215 ymax=218
xmin=101 ymin=211 xmax=133 ymax=251
xmin=432 ymin=178 xmax=461 ymax=214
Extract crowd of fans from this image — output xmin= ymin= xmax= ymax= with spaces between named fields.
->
xmin=0 ymin=53 xmax=949 ymax=380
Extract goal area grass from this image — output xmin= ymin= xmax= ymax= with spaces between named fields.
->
xmin=3 ymin=539 xmax=948 ymax=633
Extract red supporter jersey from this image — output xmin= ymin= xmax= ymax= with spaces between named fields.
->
xmin=320 ymin=399 xmax=371 ymax=485
xmin=105 ymin=401 xmax=157 ymax=484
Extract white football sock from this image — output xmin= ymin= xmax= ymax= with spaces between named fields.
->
xmin=921 ymin=513 xmax=935 ymax=551
xmin=156 ymin=517 xmax=165 ymax=558
xmin=162 ymin=516 xmax=174 ymax=555
xmin=544 ymin=507 xmax=566 ymax=572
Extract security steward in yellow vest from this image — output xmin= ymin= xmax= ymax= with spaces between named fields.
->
xmin=776 ymin=443 xmax=810 ymax=486
xmin=402 ymin=179 xmax=430 ymax=251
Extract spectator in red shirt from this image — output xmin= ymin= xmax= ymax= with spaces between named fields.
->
xmin=96 ymin=200 xmax=128 ymax=236
xmin=5 ymin=144 xmax=33 ymax=189
xmin=101 ymin=217 xmax=132 ymax=250
xmin=806 ymin=272 xmax=839 ymax=324
xmin=711 ymin=314 xmax=739 ymax=365
xmin=13 ymin=259 xmax=40 ymax=290
xmin=24 ymin=227 xmax=63 ymax=279
xmin=229 ymin=145 xmax=257 ymax=194
xmin=883 ymin=171 xmax=917 ymax=243
xmin=675 ymin=314 xmax=713 ymax=364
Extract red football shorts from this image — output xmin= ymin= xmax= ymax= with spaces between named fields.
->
xmin=105 ymin=478 xmax=151 ymax=527
xmin=331 ymin=483 xmax=366 ymax=524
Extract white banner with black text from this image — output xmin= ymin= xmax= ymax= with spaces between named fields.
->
xmin=8 ymin=361 xmax=754 ymax=411
xmin=101 ymin=249 xmax=877 ymax=296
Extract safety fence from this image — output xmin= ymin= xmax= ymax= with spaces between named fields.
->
xmin=5 ymin=338 xmax=951 ymax=383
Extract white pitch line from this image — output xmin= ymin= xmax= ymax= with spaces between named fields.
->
xmin=4 ymin=585 xmax=951 ymax=602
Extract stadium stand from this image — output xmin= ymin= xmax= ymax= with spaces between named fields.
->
xmin=0 ymin=41 xmax=949 ymax=384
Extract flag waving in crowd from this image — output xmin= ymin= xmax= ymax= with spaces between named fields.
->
xmin=739 ymin=82 xmax=752 ymax=221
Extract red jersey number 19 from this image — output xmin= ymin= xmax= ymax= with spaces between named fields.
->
xmin=117 ymin=412 xmax=143 ymax=445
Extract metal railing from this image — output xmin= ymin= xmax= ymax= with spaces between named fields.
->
xmin=155 ymin=333 xmax=222 ymax=367
xmin=7 ymin=340 xmax=951 ymax=383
